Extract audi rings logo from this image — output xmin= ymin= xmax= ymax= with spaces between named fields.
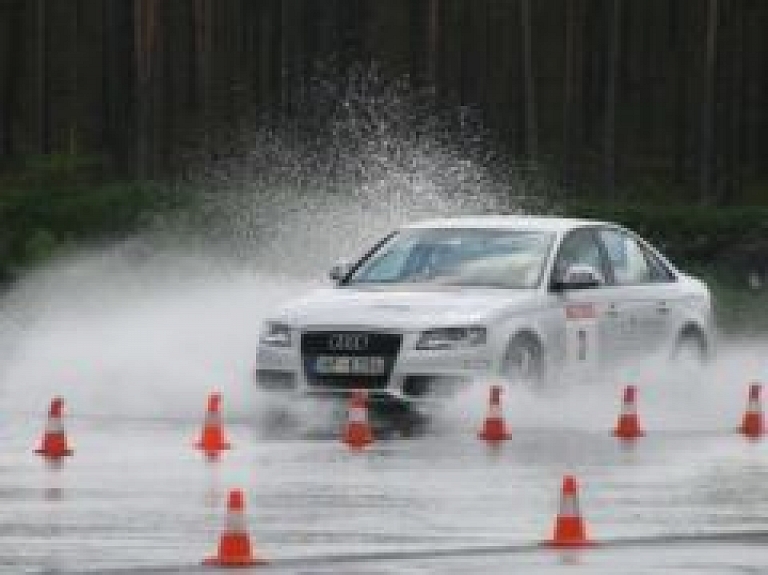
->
xmin=329 ymin=333 xmax=369 ymax=352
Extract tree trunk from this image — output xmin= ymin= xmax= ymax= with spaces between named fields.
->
xmin=562 ymin=0 xmax=576 ymax=188
xmin=744 ymin=4 xmax=761 ymax=182
xmin=672 ymin=1 xmax=687 ymax=186
xmin=68 ymin=0 xmax=80 ymax=157
xmin=0 ymin=1 xmax=24 ymax=158
xmin=0 ymin=8 xmax=7 ymax=159
xmin=521 ymin=0 xmax=537 ymax=164
xmin=699 ymin=0 xmax=719 ymax=204
xmin=427 ymin=0 xmax=439 ymax=88
xmin=603 ymin=0 xmax=622 ymax=195
xmin=37 ymin=0 xmax=50 ymax=154
xmin=134 ymin=0 xmax=148 ymax=177
xmin=725 ymin=3 xmax=746 ymax=204
xmin=269 ymin=0 xmax=282 ymax=113
xmin=193 ymin=0 xmax=211 ymax=150
xmin=459 ymin=0 xmax=471 ymax=105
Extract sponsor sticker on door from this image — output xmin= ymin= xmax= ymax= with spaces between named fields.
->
xmin=566 ymin=303 xmax=596 ymax=320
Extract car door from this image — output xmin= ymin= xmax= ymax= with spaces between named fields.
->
xmin=596 ymin=228 xmax=676 ymax=360
xmin=549 ymin=227 xmax=623 ymax=376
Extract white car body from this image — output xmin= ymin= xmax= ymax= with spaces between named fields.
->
xmin=255 ymin=216 xmax=713 ymax=405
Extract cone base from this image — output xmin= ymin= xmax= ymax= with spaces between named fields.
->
xmin=478 ymin=417 xmax=511 ymax=443
xmin=35 ymin=432 xmax=73 ymax=459
xmin=203 ymin=554 xmax=268 ymax=567
xmin=342 ymin=424 xmax=374 ymax=450
xmin=546 ymin=539 xmax=595 ymax=549
xmin=195 ymin=429 xmax=231 ymax=452
xmin=613 ymin=414 xmax=644 ymax=440
xmin=739 ymin=414 xmax=764 ymax=439
xmin=612 ymin=428 xmax=645 ymax=440
xmin=478 ymin=430 xmax=511 ymax=442
xmin=478 ymin=433 xmax=512 ymax=442
xmin=739 ymin=427 xmax=764 ymax=439
xmin=342 ymin=438 xmax=374 ymax=450
xmin=195 ymin=442 xmax=232 ymax=458
xmin=195 ymin=441 xmax=231 ymax=448
xmin=35 ymin=448 xmax=74 ymax=458
xmin=548 ymin=516 xmax=592 ymax=548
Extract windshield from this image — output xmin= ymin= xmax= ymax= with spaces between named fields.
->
xmin=345 ymin=228 xmax=555 ymax=288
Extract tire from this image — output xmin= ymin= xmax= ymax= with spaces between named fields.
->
xmin=501 ymin=333 xmax=545 ymax=387
xmin=670 ymin=330 xmax=709 ymax=371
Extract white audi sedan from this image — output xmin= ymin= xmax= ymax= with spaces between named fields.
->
xmin=255 ymin=216 xmax=712 ymax=418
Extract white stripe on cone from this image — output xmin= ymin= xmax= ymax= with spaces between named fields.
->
xmin=348 ymin=406 xmax=367 ymax=423
xmin=621 ymin=402 xmax=636 ymax=416
xmin=46 ymin=417 xmax=65 ymax=434
xmin=747 ymin=399 xmax=762 ymax=413
xmin=560 ymin=494 xmax=580 ymax=517
xmin=226 ymin=510 xmax=247 ymax=534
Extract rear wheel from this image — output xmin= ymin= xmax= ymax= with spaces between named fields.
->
xmin=671 ymin=329 xmax=709 ymax=372
xmin=502 ymin=333 xmax=545 ymax=387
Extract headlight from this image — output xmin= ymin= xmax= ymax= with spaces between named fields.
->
xmin=259 ymin=322 xmax=292 ymax=347
xmin=415 ymin=327 xmax=487 ymax=350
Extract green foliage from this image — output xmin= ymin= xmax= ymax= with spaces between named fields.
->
xmin=22 ymin=228 xmax=57 ymax=264
xmin=562 ymin=201 xmax=768 ymax=271
xmin=1 ymin=153 xmax=107 ymax=189
xmin=700 ymin=271 xmax=768 ymax=335
xmin=2 ymin=171 xmax=767 ymax=332
xmin=0 ymin=180 xmax=183 ymax=282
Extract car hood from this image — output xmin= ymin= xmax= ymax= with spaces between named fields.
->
xmin=271 ymin=286 xmax=539 ymax=329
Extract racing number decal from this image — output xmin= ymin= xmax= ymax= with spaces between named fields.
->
xmin=577 ymin=329 xmax=587 ymax=361
xmin=566 ymin=304 xmax=598 ymax=368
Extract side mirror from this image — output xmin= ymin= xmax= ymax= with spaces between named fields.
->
xmin=329 ymin=261 xmax=352 ymax=283
xmin=552 ymin=264 xmax=602 ymax=291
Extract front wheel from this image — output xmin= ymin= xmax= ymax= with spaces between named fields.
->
xmin=669 ymin=331 xmax=710 ymax=381
xmin=501 ymin=333 xmax=545 ymax=387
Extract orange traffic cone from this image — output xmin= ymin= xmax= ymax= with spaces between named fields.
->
xmin=547 ymin=475 xmax=593 ymax=548
xmin=203 ymin=488 xmax=268 ymax=567
xmin=195 ymin=392 xmax=231 ymax=459
xmin=739 ymin=383 xmax=764 ymax=439
xmin=613 ymin=385 xmax=645 ymax=440
xmin=34 ymin=397 xmax=74 ymax=459
xmin=341 ymin=389 xmax=374 ymax=450
xmin=478 ymin=385 xmax=511 ymax=443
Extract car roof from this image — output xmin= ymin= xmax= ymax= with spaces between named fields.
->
xmin=402 ymin=215 xmax=612 ymax=234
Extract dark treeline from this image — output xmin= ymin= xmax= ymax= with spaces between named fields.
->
xmin=0 ymin=0 xmax=767 ymax=205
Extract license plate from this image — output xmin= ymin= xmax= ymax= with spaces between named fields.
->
xmin=313 ymin=356 xmax=387 ymax=375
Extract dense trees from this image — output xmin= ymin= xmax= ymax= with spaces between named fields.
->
xmin=0 ymin=0 xmax=766 ymax=204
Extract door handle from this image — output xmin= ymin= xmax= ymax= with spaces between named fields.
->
xmin=656 ymin=303 xmax=670 ymax=315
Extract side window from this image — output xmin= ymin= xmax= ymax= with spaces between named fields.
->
xmin=644 ymin=249 xmax=675 ymax=282
xmin=598 ymin=229 xmax=666 ymax=285
xmin=554 ymin=229 xmax=606 ymax=284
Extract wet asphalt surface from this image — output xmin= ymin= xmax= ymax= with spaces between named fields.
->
xmin=3 ymin=398 xmax=768 ymax=574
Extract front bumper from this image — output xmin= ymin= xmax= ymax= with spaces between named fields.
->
xmin=254 ymin=331 xmax=495 ymax=401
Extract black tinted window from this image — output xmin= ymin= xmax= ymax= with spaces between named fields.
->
xmin=553 ymin=229 xmax=606 ymax=284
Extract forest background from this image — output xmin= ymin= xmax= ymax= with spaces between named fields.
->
xmin=0 ymin=1 xmax=766 ymax=330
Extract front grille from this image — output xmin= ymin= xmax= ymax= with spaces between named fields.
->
xmin=301 ymin=331 xmax=402 ymax=390
xmin=301 ymin=332 xmax=402 ymax=355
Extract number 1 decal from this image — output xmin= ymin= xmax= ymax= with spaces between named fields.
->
xmin=577 ymin=329 xmax=587 ymax=361
xmin=566 ymin=304 xmax=598 ymax=369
